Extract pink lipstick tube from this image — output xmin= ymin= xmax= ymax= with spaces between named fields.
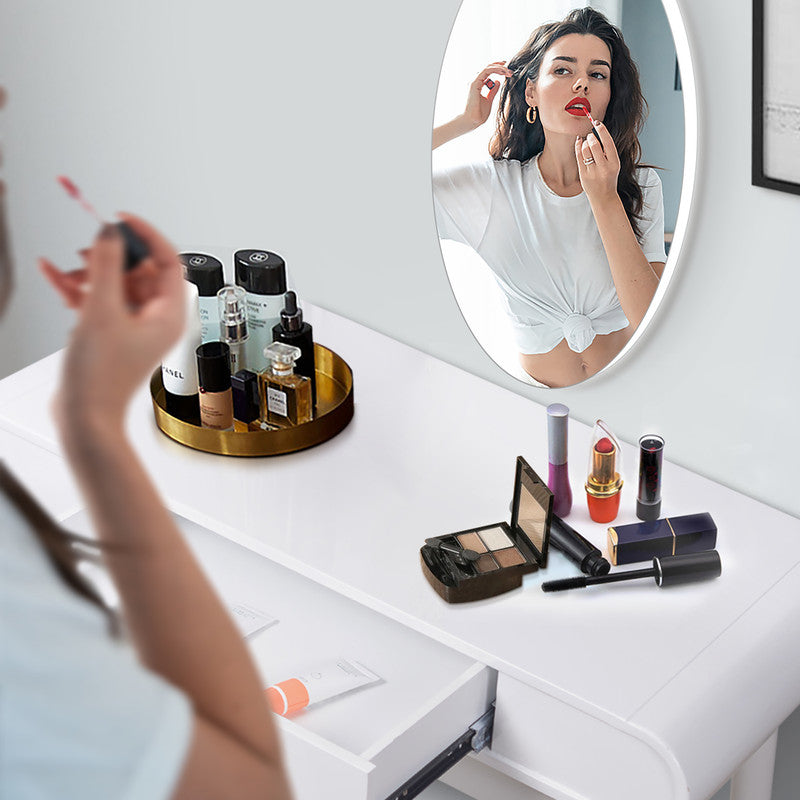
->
xmin=546 ymin=403 xmax=573 ymax=517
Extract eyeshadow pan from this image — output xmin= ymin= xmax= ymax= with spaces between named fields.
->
xmin=478 ymin=526 xmax=513 ymax=551
xmin=494 ymin=546 xmax=526 ymax=568
xmin=475 ymin=553 xmax=499 ymax=573
xmin=457 ymin=531 xmax=488 ymax=554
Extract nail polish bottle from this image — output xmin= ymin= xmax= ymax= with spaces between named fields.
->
xmin=196 ymin=341 xmax=234 ymax=431
xmin=218 ymin=285 xmax=249 ymax=374
xmin=235 ymin=250 xmax=287 ymax=373
xmin=161 ymin=282 xmax=201 ymax=425
xmin=585 ymin=420 xmax=623 ymax=523
xmin=259 ymin=343 xmax=312 ymax=428
xmin=546 ymin=403 xmax=572 ymax=517
xmin=180 ymin=253 xmax=225 ymax=343
xmin=272 ymin=291 xmax=316 ymax=408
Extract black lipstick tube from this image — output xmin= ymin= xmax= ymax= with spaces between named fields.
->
xmin=549 ymin=515 xmax=610 ymax=576
xmin=637 ymin=435 xmax=665 ymax=521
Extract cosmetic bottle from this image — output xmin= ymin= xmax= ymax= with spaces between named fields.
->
xmin=180 ymin=253 xmax=224 ymax=343
xmin=218 ymin=285 xmax=249 ymax=374
xmin=161 ymin=282 xmax=202 ymax=425
xmin=546 ymin=403 xmax=573 ymax=517
xmin=196 ymin=341 xmax=234 ymax=431
xmin=259 ymin=343 xmax=312 ymax=428
xmin=235 ymin=250 xmax=287 ymax=372
xmin=637 ymin=434 xmax=664 ymax=521
xmin=272 ymin=290 xmax=316 ymax=408
xmin=585 ymin=420 xmax=623 ymax=523
xmin=232 ymin=369 xmax=275 ymax=432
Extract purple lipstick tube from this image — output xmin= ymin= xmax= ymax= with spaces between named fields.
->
xmin=546 ymin=403 xmax=573 ymax=517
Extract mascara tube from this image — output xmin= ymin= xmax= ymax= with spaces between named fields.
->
xmin=549 ymin=515 xmax=610 ymax=576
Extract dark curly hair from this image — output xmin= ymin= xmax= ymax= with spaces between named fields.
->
xmin=489 ymin=7 xmax=650 ymax=239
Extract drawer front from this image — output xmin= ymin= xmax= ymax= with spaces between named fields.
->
xmin=489 ymin=673 xmax=679 ymax=800
xmin=62 ymin=505 xmax=496 ymax=800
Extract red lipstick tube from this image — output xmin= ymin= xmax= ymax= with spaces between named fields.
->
xmin=585 ymin=420 xmax=623 ymax=523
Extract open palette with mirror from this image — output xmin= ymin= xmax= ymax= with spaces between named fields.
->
xmin=420 ymin=456 xmax=553 ymax=603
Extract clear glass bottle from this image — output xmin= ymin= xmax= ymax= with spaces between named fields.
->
xmin=218 ymin=285 xmax=249 ymax=374
xmin=259 ymin=343 xmax=312 ymax=428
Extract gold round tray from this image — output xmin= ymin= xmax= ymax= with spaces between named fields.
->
xmin=150 ymin=343 xmax=354 ymax=456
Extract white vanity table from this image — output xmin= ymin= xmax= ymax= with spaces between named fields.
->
xmin=1 ymin=304 xmax=799 ymax=800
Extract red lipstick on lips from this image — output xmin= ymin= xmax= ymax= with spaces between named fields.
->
xmin=565 ymin=97 xmax=591 ymax=117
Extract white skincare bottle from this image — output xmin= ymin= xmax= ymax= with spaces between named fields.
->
xmin=180 ymin=252 xmax=225 ymax=343
xmin=161 ymin=281 xmax=202 ymax=424
xmin=234 ymin=249 xmax=287 ymax=372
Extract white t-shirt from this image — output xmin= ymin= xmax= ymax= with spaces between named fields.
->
xmin=432 ymin=155 xmax=667 ymax=354
xmin=0 ymin=486 xmax=192 ymax=800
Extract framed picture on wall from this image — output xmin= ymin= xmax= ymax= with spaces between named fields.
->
xmin=752 ymin=0 xmax=800 ymax=195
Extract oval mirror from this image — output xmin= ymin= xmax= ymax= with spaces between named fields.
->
xmin=432 ymin=0 xmax=695 ymax=388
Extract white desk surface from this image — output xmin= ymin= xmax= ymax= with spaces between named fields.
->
xmin=2 ymin=304 xmax=800 ymax=796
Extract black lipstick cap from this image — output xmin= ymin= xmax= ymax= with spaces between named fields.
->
xmin=196 ymin=342 xmax=231 ymax=393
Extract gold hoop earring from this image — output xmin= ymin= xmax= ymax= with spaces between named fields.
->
xmin=526 ymin=106 xmax=537 ymax=124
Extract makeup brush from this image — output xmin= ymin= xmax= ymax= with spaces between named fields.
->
xmin=425 ymin=537 xmax=481 ymax=566
xmin=542 ymin=550 xmax=721 ymax=593
xmin=57 ymin=175 xmax=149 ymax=271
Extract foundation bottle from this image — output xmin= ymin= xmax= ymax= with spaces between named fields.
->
xmin=196 ymin=341 xmax=234 ymax=431
xmin=259 ymin=343 xmax=312 ymax=428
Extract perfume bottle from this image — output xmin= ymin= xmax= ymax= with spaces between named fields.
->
xmin=585 ymin=420 xmax=623 ymax=523
xmin=259 ymin=343 xmax=312 ymax=428
xmin=218 ymin=285 xmax=249 ymax=374
xmin=272 ymin=290 xmax=316 ymax=408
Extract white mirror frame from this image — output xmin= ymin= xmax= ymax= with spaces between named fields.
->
xmin=433 ymin=0 xmax=698 ymax=387
xmin=602 ymin=0 xmax=697 ymax=380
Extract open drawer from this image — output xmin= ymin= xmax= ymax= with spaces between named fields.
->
xmin=63 ymin=509 xmax=496 ymax=800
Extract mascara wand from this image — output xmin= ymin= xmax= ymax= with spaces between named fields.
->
xmin=542 ymin=550 xmax=721 ymax=593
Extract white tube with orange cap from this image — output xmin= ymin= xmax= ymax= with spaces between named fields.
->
xmin=266 ymin=658 xmax=381 ymax=716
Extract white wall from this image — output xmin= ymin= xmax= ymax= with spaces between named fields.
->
xmin=1 ymin=1 xmax=798 ymax=795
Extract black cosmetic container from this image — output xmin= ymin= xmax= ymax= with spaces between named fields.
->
xmin=272 ymin=291 xmax=316 ymax=407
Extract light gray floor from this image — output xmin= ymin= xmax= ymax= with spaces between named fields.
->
xmin=419 ymin=783 xmax=472 ymax=799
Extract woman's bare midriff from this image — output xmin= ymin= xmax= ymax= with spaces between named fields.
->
xmin=519 ymin=328 xmax=633 ymax=388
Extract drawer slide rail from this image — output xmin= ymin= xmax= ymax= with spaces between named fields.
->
xmin=384 ymin=705 xmax=495 ymax=800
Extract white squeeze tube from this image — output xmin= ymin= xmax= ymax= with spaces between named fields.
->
xmin=266 ymin=658 xmax=381 ymax=716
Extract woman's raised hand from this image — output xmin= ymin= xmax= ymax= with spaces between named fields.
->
xmin=40 ymin=215 xmax=185 ymax=434
xmin=575 ymin=121 xmax=621 ymax=207
xmin=463 ymin=62 xmax=513 ymax=129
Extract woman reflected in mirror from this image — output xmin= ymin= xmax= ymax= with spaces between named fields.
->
xmin=433 ymin=7 xmax=666 ymax=388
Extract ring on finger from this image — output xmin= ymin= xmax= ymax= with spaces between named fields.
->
xmin=583 ymin=157 xmax=595 ymax=165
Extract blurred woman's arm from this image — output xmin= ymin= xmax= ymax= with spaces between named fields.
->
xmin=42 ymin=219 xmax=292 ymax=799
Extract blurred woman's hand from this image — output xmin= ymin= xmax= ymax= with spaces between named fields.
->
xmin=40 ymin=214 xmax=185 ymax=435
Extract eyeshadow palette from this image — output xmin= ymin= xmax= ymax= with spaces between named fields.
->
xmin=420 ymin=456 xmax=553 ymax=603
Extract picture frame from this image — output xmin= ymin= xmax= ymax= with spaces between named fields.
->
xmin=752 ymin=0 xmax=800 ymax=195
